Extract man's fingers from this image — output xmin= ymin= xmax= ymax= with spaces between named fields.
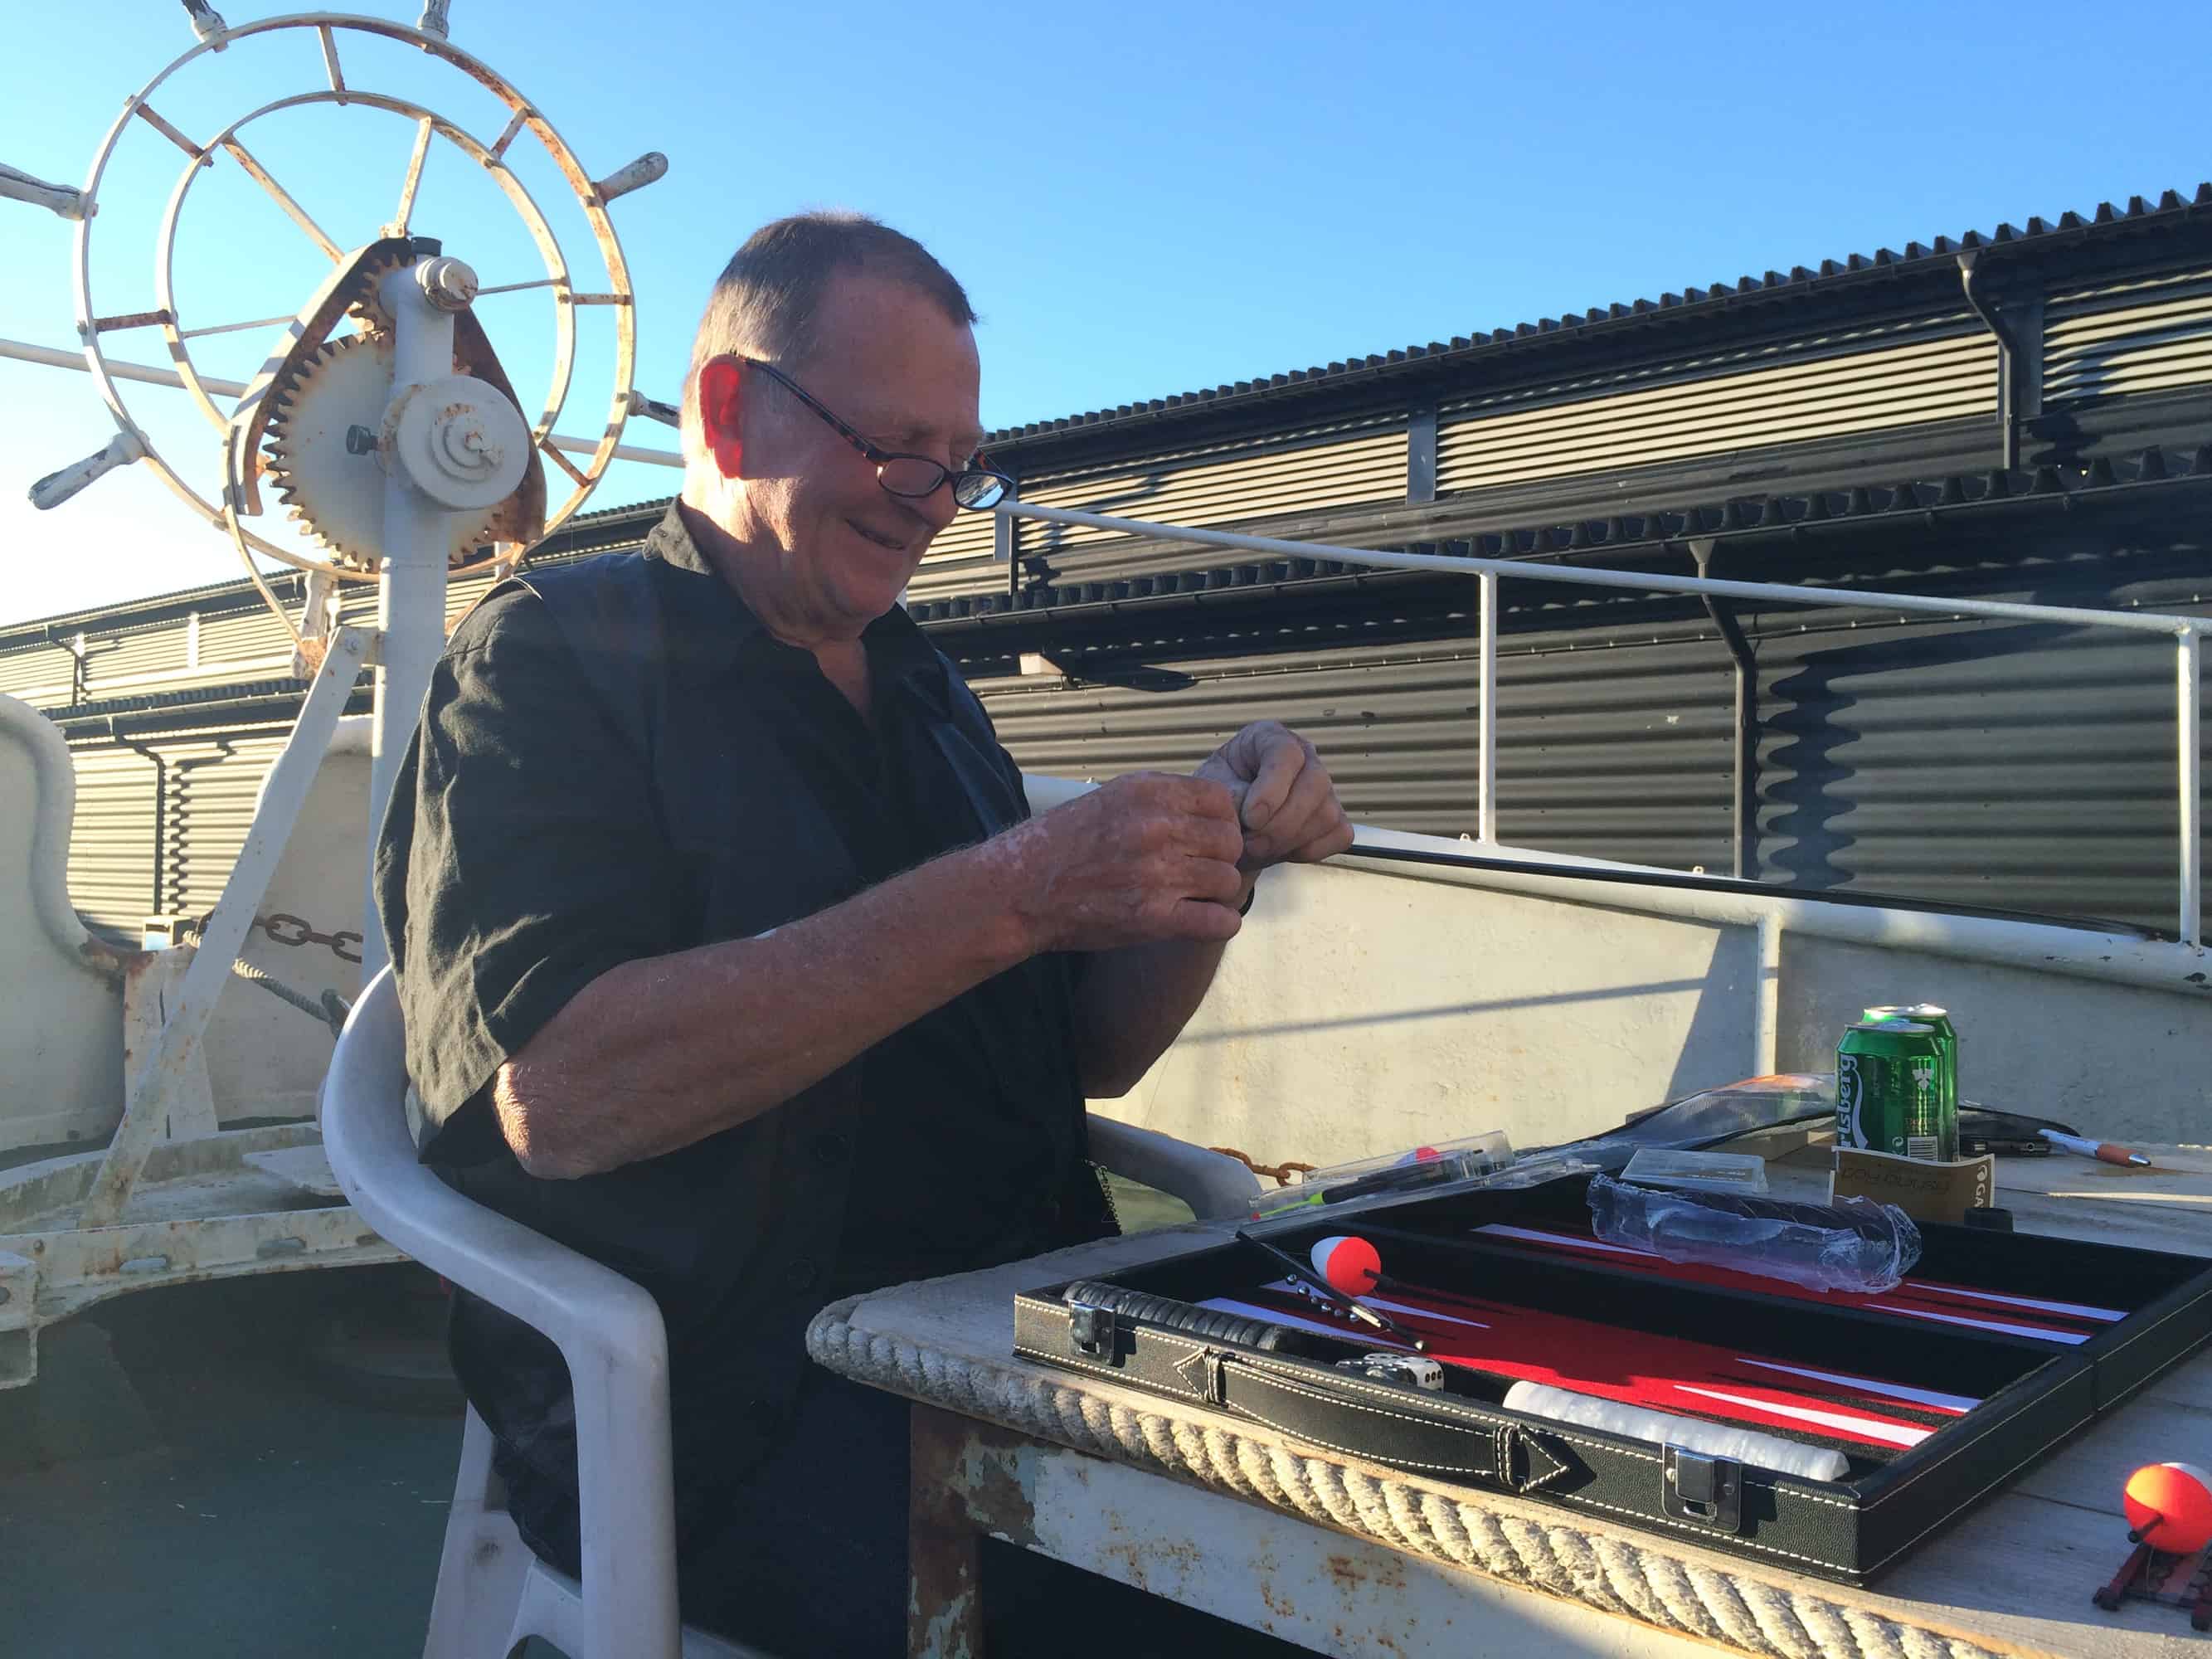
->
xmin=1248 ymin=760 xmax=1336 ymax=856
xmin=1179 ymin=853 xmax=1245 ymax=906
xmin=1152 ymin=771 xmax=1241 ymax=821
xmin=1169 ymin=895 xmax=1244 ymax=942
xmin=1237 ymin=729 xmax=1310 ymax=832
xmin=1287 ymin=802 xmax=1356 ymax=863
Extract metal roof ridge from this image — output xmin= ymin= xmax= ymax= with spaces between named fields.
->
xmin=983 ymin=182 xmax=2212 ymax=445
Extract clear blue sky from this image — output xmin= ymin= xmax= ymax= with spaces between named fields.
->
xmin=2 ymin=0 xmax=2208 ymax=626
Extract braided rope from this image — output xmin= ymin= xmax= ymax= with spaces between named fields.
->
xmin=807 ymin=1300 xmax=2006 ymax=1659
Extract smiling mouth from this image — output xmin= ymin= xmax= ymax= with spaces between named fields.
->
xmin=848 ymin=519 xmax=908 ymax=555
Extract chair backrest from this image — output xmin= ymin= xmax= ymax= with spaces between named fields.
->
xmin=323 ymin=969 xmax=685 ymax=1659
xmin=0 ymin=692 xmax=129 ymax=1152
xmin=320 ymin=968 xmax=431 ymax=1230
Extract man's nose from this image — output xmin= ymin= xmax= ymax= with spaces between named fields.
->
xmin=909 ymin=477 xmax=961 ymax=534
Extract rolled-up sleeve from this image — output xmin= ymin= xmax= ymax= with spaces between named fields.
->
xmin=373 ymin=587 xmax=673 ymax=1161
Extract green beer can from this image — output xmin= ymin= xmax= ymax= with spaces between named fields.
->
xmin=1836 ymin=1019 xmax=1953 ymax=1161
xmin=1864 ymin=1003 xmax=1958 ymax=1149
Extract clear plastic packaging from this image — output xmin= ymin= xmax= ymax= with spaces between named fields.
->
xmin=1587 ymin=1173 xmax=1922 ymax=1294
xmin=1536 ymin=1073 xmax=1834 ymax=1172
xmin=1248 ymin=1131 xmax=1513 ymax=1220
xmin=1619 ymin=1148 xmax=1768 ymax=1196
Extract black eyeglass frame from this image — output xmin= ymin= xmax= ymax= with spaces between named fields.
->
xmin=740 ymin=356 xmax=1012 ymax=510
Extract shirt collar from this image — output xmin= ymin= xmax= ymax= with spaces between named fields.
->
xmin=641 ymin=500 xmax=941 ymax=687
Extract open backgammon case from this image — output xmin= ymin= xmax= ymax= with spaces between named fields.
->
xmin=1014 ymin=1175 xmax=2212 ymax=1583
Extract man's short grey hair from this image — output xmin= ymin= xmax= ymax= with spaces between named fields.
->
xmin=684 ymin=212 xmax=976 ymax=431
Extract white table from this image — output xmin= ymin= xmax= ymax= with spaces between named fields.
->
xmin=809 ymin=1146 xmax=2212 ymax=1658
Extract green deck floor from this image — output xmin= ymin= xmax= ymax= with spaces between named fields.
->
xmin=0 ymin=1267 xmax=459 ymax=1659
xmin=0 ymin=1178 xmax=1207 ymax=1658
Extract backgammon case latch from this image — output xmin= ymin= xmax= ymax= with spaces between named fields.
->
xmin=1066 ymin=1299 xmax=1121 ymax=1362
xmin=1660 ymin=1446 xmax=1743 ymax=1533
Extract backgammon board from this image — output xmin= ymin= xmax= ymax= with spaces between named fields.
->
xmin=1014 ymin=1173 xmax=2212 ymax=1583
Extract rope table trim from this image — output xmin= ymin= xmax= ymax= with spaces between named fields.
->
xmin=808 ymin=1297 xmax=2011 ymax=1659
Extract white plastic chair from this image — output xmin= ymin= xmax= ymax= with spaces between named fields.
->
xmin=323 ymin=966 xmax=1261 ymax=1659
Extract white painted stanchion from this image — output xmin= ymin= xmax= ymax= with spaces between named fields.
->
xmin=357 ymin=258 xmax=529 ymax=980
xmin=78 ymin=626 xmax=375 ymax=1228
xmin=2180 ymin=630 xmax=2201 ymax=951
xmin=1477 ymin=568 xmax=1498 ymax=846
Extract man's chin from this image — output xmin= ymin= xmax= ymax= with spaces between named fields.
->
xmin=837 ymin=571 xmax=915 ymax=622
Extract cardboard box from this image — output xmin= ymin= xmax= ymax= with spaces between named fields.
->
xmin=1834 ymin=1148 xmax=1996 ymax=1224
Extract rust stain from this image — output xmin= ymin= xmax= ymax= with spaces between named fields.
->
xmin=907 ymin=1410 xmax=989 ymax=1659
xmin=1325 ymin=1553 xmax=1368 ymax=1593
xmin=905 ymin=1514 xmax=978 ymax=1656
xmin=964 ymin=1452 xmax=1041 ymax=1551
xmin=917 ymin=1413 xmax=1043 ymax=1550
xmin=87 ymin=938 xmax=142 ymax=982
xmin=1099 ymin=1532 xmax=1205 ymax=1599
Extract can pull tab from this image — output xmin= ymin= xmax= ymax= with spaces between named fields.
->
xmin=1661 ymin=1445 xmax=1743 ymax=1533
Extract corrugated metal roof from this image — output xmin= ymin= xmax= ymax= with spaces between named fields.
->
xmin=19 ymin=434 xmax=2195 ymax=698
xmin=905 ymin=442 xmax=2212 ymax=625
xmin=989 ymin=185 xmax=2212 ymax=442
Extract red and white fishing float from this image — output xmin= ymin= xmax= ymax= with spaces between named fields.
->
xmin=1310 ymin=1233 xmax=1383 ymax=1295
xmin=2124 ymin=1462 xmax=2212 ymax=1554
xmin=2095 ymin=1461 xmax=2212 ymax=1628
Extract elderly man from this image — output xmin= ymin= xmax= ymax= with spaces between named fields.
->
xmin=375 ymin=212 xmax=1352 ymax=1652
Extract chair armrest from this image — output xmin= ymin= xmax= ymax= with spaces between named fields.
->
xmin=1087 ymin=1112 xmax=1261 ymax=1222
xmin=323 ymin=969 xmax=681 ymax=1659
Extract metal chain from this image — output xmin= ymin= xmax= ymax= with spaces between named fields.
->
xmin=1208 ymin=1146 xmax=1317 ymax=1187
xmin=169 ymin=911 xmax=357 ymax=1038
xmin=249 ymin=911 xmax=363 ymax=965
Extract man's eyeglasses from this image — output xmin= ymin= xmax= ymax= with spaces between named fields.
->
xmin=741 ymin=357 xmax=1012 ymax=510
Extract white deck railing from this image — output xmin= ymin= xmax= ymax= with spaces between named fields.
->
xmin=998 ymin=499 xmax=2207 ymax=949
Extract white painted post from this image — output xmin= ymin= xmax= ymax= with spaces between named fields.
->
xmin=120 ymin=947 xmax=218 ymax=1142
xmin=1754 ymin=911 xmax=1782 ymax=1075
xmin=1477 ymin=571 xmax=1498 ymax=844
xmin=2180 ymin=629 xmax=2201 ymax=951
xmin=357 ymin=258 xmax=530 ymax=980
xmin=359 ymin=260 xmax=460 ymax=981
xmin=79 ymin=626 xmax=374 ymax=1227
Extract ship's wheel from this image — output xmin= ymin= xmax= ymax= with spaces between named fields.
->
xmin=19 ymin=2 xmax=668 ymax=583
xmin=1 ymin=0 xmax=680 ymax=998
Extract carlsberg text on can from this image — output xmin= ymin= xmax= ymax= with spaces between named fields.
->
xmin=1864 ymin=1004 xmax=1959 ymax=1149
xmin=1836 ymin=1019 xmax=1952 ymax=1161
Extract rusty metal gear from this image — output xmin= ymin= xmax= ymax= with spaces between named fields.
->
xmin=263 ymin=328 xmax=495 ymax=569
xmin=342 ymin=238 xmax=426 ymax=334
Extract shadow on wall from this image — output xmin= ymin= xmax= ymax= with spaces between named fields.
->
xmin=1065 ymin=661 xmax=1199 ymax=693
xmin=1165 ymin=908 xmax=1761 ymax=1148
xmin=1665 ymin=924 xmax=1766 ymax=1102
xmin=1760 ymin=616 xmax=2086 ymax=895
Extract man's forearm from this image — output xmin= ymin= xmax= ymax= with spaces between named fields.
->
xmin=496 ymin=843 xmax=1031 ymax=1177
xmin=1071 ymin=878 xmax=1251 ymax=1097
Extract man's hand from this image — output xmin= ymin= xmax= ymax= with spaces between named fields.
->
xmin=1194 ymin=720 xmax=1354 ymax=871
xmin=998 ymin=771 xmax=1248 ymax=953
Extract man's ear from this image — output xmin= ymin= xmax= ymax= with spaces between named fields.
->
xmin=694 ymin=356 xmax=746 ymax=479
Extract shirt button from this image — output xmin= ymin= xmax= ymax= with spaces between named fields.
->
xmin=810 ymin=1133 xmax=851 ymax=1167
xmin=789 ymin=1258 xmax=820 ymax=1292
